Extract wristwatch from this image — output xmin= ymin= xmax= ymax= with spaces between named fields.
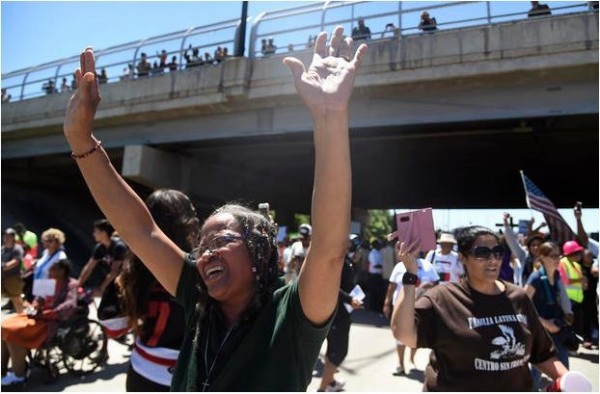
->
xmin=402 ymin=272 xmax=419 ymax=286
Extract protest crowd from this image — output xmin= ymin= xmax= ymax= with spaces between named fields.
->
xmin=1 ymin=2 xmax=598 ymax=393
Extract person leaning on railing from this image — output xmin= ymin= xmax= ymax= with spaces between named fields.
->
xmin=1 ymin=88 xmax=11 ymax=103
xmin=418 ymin=11 xmax=438 ymax=32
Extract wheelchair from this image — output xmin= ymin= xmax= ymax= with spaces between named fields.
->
xmin=27 ymin=292 xmax=108 ymax=383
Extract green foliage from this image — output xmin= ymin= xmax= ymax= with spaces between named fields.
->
xmin=294 ymin=213 xmax=311 ymax=229
xmin=364 ymin=209 xmax=393 ymax=240
xmin=284 ymin=211 xmax=392 ymax=242
xmin=283 ymin=213 xmax=311 ymax=238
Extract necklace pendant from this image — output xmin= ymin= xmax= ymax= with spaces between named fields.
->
xmin=201 ymin=380 xmax=210 ymax=391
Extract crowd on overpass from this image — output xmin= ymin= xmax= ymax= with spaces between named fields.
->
xmin=2 ymin=19 xmax=597 ymax=392
xmin=3 ymin=1 xmax=598 ymax=103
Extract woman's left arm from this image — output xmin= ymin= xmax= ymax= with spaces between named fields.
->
xmin=534 ymin=357 xmax=568 ymax=381
xmin=283 ymin=26 xmax=367 ymax=325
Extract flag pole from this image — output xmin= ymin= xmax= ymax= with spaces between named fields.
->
xmin=519 ymin=170 xmax=535 ymax=220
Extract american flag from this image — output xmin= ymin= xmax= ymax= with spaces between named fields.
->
xmin=520 ymin=171 xmax=576 ymax=246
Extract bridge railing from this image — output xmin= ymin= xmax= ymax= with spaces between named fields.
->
xmin=249 ymin=1 xmax=592 ymax=58
xmin=1 ymin=18 xmax=243 ymax=102
xmin=1 ymin=1 xmax=593 ymax=104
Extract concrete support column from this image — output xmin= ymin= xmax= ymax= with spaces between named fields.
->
xmin=122 ymin=145 xmax=191 ymax=191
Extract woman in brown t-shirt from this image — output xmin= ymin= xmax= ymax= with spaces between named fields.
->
xmin=391 ymin=226 xmax=568 ymax=391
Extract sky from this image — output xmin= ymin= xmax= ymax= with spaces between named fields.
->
xmin=2 ymin=1 xmax=589 ymax=74
xmin=1 ymin=0 xmax=598 ymax=233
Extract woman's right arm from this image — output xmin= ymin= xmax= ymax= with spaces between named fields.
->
xmin=63 ymin=49 xmax=185 ymax=296
xmin=524 ymin=284 xmax=561 ymax=333
xmin=390 ymin=242 xmax=419 ymax=348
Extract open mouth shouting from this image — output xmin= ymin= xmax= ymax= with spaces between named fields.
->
xmin=205 ymin=263 xmax=226 ymax=281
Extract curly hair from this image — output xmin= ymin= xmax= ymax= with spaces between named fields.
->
xmin=117 ymin=189 xmax=200 ymax=336
xmin=41 ymin=228 xmax=66 ymax=245
xmin=190 ymin=203 xmax=280 ymax=349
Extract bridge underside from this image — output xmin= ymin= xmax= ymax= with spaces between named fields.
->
xmin=2 ymin=113 xmax=597 ymax=222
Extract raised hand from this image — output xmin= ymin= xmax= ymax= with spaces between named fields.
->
xmin=64 ymin=48 xmax=101 ymax=147
xmin=574 ymin=204 xmax=582 ymax=219
xmin=283 ymin=26 xmax=367 ymax=116
xmin=502 ymin=212 xmax=511 ymax=226
xmin=396 ymin=240 xmax=420 ymax=274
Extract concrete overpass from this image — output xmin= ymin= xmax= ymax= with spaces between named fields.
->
xmin=2 ymin=11 xmax=598 ymax=250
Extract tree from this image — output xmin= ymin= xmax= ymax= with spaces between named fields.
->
xmin=364 ymin=209 xmax=393 ymax=240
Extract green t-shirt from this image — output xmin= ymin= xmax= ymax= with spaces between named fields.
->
xmin=17 ymin=230 xmax=38 ymax=250
xmin=171 ymin=255 xmax=331 ymax=391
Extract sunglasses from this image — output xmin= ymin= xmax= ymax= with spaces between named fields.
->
xmin=544 ymin=253 xmax=561 ymax=259
xmin=469 ymin=245 xmax=505 ymax=260
xmin=42 ymin=238 xmax=56 ymax=243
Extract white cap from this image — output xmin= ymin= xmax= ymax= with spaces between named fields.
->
xmin=299 ymin=224 xmax=312 ymax=237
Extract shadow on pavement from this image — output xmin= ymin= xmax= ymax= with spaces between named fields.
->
xmin=570 ymin=350 xmax=599 ymax=364
xmin=24 ymin=360 xmax=129 ymax=392
xmin=404 ymin=368 xmax=425 ymax=384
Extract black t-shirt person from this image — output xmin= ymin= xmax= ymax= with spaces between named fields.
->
xmin=83 ymin=237 xmax=128 ymax=291
xmin=92 ymin=237 xmax=128 ymax=269
xmin=92 ymin=237 xmax=128 ymax=321
xmin=528 ymin=3 xmax=551 ymax=18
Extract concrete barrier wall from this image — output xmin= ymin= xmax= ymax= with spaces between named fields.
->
xmin=2 ymin=13 xmax=598 ymax=136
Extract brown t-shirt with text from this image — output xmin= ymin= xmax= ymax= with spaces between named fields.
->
xmin=415 ymin=280 xmax=555 ymax=391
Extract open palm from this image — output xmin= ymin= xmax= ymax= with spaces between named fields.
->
xmin=283 ymin=26 xmax=367 ymax=114
xmin=64 ymin=48 xmax=101 ymax=142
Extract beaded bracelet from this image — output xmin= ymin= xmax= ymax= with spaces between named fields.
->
xmin=71 ymin=140 xmax=102 ymax=159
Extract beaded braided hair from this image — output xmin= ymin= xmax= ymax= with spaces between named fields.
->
xmin=191 ymin=204 xmax=279 ymax=351
xmin=208 ymin=203 xmax=279 ymax=294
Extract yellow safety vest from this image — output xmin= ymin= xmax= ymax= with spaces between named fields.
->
xmin=560 ymin=257 xmax=584 ymax=303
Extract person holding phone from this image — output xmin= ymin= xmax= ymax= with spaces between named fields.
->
xmin=383 ymin=241 xmax=438 ymax=376
xmin=62 ymin=25 xmax=367 ymax=391
xmin=391 ymin=226 xmax=569 ymax=391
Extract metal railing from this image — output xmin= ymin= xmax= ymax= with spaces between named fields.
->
xmin=249 ymin=1 xmax=592 ymax=58
xmin=1 ymin=1 xmax=593 ymax=103
xmin=1 ymin=18 xmax=243 ymax=102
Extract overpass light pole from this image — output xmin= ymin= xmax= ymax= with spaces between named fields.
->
xmin=236 ymin=1 xmax=249 ymax=57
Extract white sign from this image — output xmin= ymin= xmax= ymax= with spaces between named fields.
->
xmin=32 ymin=278 xmax=56 ymax=297
xmin=343 ymin=284 xmax=366 ymax=313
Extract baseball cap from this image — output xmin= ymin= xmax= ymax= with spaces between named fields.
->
xmin=3 ymin=228 xmax=17 ymax=236
xmin=299 ymin=224 xmax=312 ymax=237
